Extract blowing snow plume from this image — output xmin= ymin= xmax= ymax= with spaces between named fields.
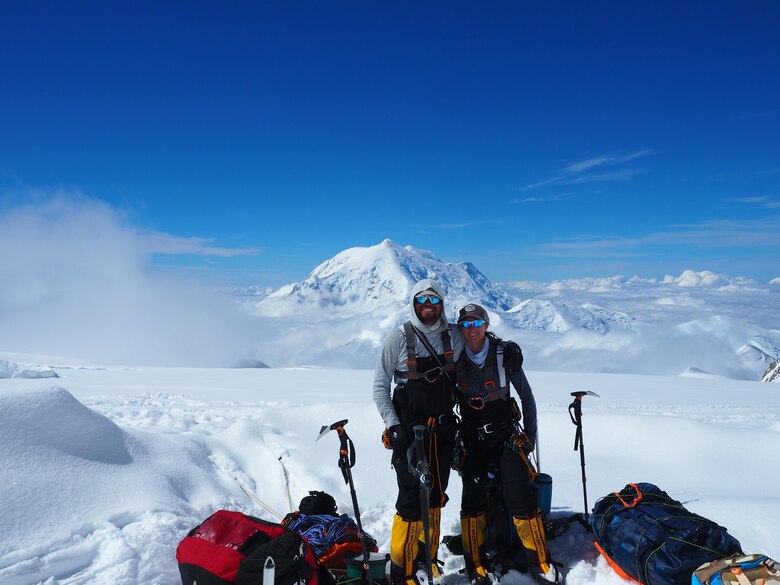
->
xmin=0 ymin=193 xmax=256 ymax=366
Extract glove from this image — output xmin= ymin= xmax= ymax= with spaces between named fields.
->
xmin=503 ymin=341 xmax=524 ymax=375
xmin=521 ymin=437 xmax=535 ymax=456
xmin=512 ymin=432 xmax=535 ymax=456
xmin=389 ymin=424 xmax=411 ymax=459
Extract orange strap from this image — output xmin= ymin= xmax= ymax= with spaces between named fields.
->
xmin=594 ymin=540 xmax=645 ymax=585
xmin=614 ymin=483 xmax=643 ymax=508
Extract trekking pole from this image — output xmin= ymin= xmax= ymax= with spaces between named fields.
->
xmin=536 ymin=422 xmax=541 ymax=472
xmin=407 ymin=425 xmax=433 ymax=584
xmin=568 ymin=391 xmax=599 ymax=521
xmin=317 ymin=419 xmax=371 ymax=585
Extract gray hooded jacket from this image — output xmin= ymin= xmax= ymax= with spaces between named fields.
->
xmin=372 ymin=278 xmax=465 ymax=429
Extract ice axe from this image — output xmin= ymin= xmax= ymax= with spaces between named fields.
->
xmin=317 ymin=419 xmax=370 ymax=585
xmin=407 ymin=425 xmax=433 ymax=584
xmin=568 ymin=391 xmax=599 ymax=522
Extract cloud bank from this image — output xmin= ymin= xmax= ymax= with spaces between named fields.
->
xmin=0 ymin=193 xmax=258 ymax=366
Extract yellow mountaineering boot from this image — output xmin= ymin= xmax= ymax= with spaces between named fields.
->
xmin=512 ymin=512 xmax=560 ymax=583
xmin=461 ymin=512 xmax=491 ymax=585
xmin=391 ymin=514 xmax=422 ymax=585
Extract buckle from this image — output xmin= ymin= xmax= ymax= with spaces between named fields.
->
xmin=423 ymin=367 xmax=443 ymax=383
xmin=468 ymin=397 xmax=485 ymax=410
xmin=476 ymin=422 xmax=496 ymax=440
xmin=437 ymin=413 xmax=451 ymax=424
xmin=426 ymin=413 xmax=451 ymax=430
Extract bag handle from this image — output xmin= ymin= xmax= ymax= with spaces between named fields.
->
xmin=613 ymin=483 xmax=643 ymax=508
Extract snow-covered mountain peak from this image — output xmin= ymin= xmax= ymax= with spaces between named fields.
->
xmin=254 ymin=240 xmax=515 ymax=318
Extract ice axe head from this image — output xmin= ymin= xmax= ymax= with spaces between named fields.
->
xmin=570 ymin=390 xmax=600 ymax=400
xmin=316 ymin=419 xmax=349 ymax=441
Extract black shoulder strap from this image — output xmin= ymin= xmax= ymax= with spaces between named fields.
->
xmin=407 ymin=322 xmax=457 ymax=385
xmin=403 ymin=321 xmax=419 ymax=380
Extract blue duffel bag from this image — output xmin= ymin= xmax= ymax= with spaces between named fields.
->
xmin=590 ymin=483 xmax=743 ymax=585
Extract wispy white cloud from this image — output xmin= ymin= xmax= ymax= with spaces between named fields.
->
xmin=563 ymin=149 xmax=654 ymax=174
xmin=727 ymin=195 xmax=780 ymax=209
xmin=413 ymin=219 xmax=505 ymax=229
xmin=728 ymin=196 xmax=771 ymax=204
xmin=567 ymin=169 xmax=645 ymax=184
xmin=138 ymin=231 xmax=259 ymax=257
xmin=519 ymin=149 xmax=654 ymax=191
xmin=515 ymin=193 xmax=573 ymax=204
xmin=535 ymin=215 xmax=780 ymax=257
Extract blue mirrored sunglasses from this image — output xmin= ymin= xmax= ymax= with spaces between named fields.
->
xmin=415 ymin=295 xmax=441 ymax=305
xmin=460 ymin=320 xmax=486 ymax=329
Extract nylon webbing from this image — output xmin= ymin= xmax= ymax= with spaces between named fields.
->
xmin=403 ymin=322 xmax=419 ymax=380
xmin=403 ymin=321 xmax=456 ymax=384
xmin=455 ymin=340 xmax=510 ymax=407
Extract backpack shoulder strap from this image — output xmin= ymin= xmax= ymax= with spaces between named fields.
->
xmin=440 ymin=326 xmax=455 ymax=371
xmin=403 ymin=321 xmax=419 ymax=380
xmin=495 ymin=342 xmax=507 ymax=389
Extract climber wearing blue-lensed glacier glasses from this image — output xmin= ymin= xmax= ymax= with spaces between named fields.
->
xmin=453 ymin=302 xmax=560 ymax=584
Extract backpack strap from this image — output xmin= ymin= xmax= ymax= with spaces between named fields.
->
xmin=457 ymin=340 xmax=511 ymax=410
xmin=406 ymin=321 xmax=457 ymax=385
xmin=440 ymin=327 xmax=455 ymax=371
xmin=495 ymin=343 xmax=507 ymax=389
xmin=403 ymin=321 xmax=419 ymax=380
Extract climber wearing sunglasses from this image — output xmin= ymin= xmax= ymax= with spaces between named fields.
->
xmin=372 ymin=279 xmax=466 ymax=584
xmin=454 ymin=303 xmax=560 ymax=585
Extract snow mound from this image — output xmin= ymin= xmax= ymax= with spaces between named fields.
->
xmin=0 ymin=359 xmax=59 ymax=379
xmin=679 ymin=367 xmax=723 ymax=379
xmin=0 ymin=386 xmax=129 ymax=464
xmin=503 ymin=299 xmax=634 ymax=333
xmin=0 ymin=386 xmax=232 ymax=578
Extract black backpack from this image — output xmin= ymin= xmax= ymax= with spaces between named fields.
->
xmin=298 ymin=491 xmax=338 ymax=516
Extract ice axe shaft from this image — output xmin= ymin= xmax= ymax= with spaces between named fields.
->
xmin=568 ymin=391 xmax=599 ymax=520
xmin=408 ymin=425 xmax=433 ymax=584
xmin=317 ymin=419 xmax=370 ymax=585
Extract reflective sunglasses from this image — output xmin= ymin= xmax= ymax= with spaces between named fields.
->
xmin=460 ymin=320 xmax=486 ymax=328
xmin=415 ymin=295 xmax=441 ymax=305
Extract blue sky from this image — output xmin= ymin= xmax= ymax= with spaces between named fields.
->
xmin=1 ymin=1 xmax=779 ymax=288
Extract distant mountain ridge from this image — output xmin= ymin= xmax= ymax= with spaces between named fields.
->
xmin=252 ymin=240 xmax=635 ymax=335
xmin=763 ymin=360 xmax=780 ymax=383
xmin=255 ymin=239 xmax=516 ymax=318
xmin=502 ymin=299 xmax=634 ymax=333
xmin=243 ymin=240 xmax=779 ymax=380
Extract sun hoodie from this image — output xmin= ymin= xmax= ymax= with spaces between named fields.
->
xmin=372 ymin=278 xmax=465 ymax=429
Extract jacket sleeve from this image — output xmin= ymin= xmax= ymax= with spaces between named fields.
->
xmin=372 ymin=329 xmax=405 ymax=429
xmin=510 ymin=367 xmax=537 ymax=446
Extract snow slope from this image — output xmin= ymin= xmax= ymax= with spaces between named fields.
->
xmin=1 ymin=362 xmax=779 ymax=584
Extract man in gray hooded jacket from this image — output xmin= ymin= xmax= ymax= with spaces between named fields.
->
xmin=373 ymin=278 xmax=465 ymax=585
